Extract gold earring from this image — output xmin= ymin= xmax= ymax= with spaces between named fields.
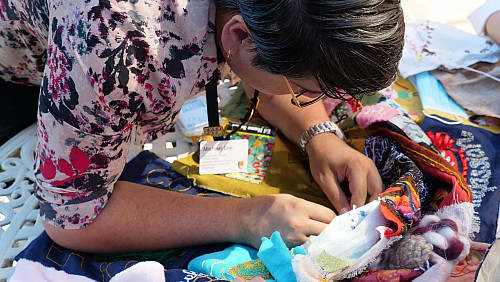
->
xmin=226 ymin=49 xmax=231 ymax=61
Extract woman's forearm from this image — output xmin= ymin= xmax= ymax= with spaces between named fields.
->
xmin=43 ymin=181 xmax=247 ymax=253
xmin=242 ymin=81 xmax=330 ymax=146
xmin=486 ymin=11 xmax=500 ymax=45
xmin=43 ymin=180 xmax=334 ymax=253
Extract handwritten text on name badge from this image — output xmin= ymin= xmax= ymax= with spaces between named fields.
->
xmin=199 ymin=139 xmax=248 ymax=175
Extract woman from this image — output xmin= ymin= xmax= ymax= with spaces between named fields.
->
xmin=0 ymin=0 xmax=404 ymax=252
xmin=469 ymin=0 xmax=500 ymax=45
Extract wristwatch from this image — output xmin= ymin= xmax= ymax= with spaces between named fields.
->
xmin=299 ymin=121 xmax=345 ymax=155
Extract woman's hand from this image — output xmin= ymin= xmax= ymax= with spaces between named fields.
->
xmin=238 ymin=194 xmax=335 ymax=248
xmin=240 ymin=83 xmax=383 ymax=217
xmin=306 ymin=133 xmax=384 ymax=214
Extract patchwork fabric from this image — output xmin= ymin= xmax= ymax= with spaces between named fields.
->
xmin=378 ymin=175 xmax=421 ymax=238
xmin=352 ymin=269 xmax=423 ymax=281
xmin=189 ymin=231 xmax=307 ymax=282
xmin=226 ymin=260 xmax=274 ymax=281
xmin=187 ymin=244 xmax=261 ymax=280
xmin=365 ymin=136 xmax=429 ymax=209
xmin=292 ymin=200 xmax=399 ymax=281
xmin=291 ymin=126 xmax=473 ymax=280
xmin=285 ymin=88 xmax=473 ymax=279
xmin=364 ymin=136 xmax=426 ymax=239
xmin=370 ymin=126 xmax=472 ymax=209
xmin=172 ymin=133 xmax=333 ymax=208
xmin=420 ymin=116 xmax=500 ymax=243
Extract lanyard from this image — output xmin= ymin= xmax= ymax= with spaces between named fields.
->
xmin=203 ymin=74 xmax=260 ymax=141
xmin=204 ymin=74 xmax=224 ymax=140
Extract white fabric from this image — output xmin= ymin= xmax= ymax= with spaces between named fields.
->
xmin=497 ymin=203 xmax=500 ymax=239
xmin=412 ymin=202 xmax=474 ymax=282
xmin=409 ymin=71 xmax=468 ymax=118
xmin=111 ymin=261 xmax=166 ymax=282
xmin=10 ymin=259 xmax=166 ymax=282
xmin=10 ymin=259 xmax=94 ymax=282
xmin=469 ymin=0 xmax=500 ymax=35
xmin=292 ymin=200 xmax=400 ymax=281
xmin=398 ymin=20 xmax=500 ymax=78
xmin=435 ymin=202 xmax=476 ymax=239
xmin=401 ymin=0 xmax=485 ymax=34
xmin=476 ymin=237 xmax=500 ymax=282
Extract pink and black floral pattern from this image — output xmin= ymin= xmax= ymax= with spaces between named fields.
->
xmin=1 ymin=0 xmax=218 ymax=228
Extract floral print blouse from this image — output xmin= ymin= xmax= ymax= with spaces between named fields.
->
xmin=0 ymin=0 xmax=218 ymax=228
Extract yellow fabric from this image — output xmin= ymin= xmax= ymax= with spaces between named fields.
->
xmin=391 ymin=76 xmax=425 ymax=124
xmin=391 ymin=75 xmax=500 ymax=133
xmin=226 ymin=259 xmax=274 ymax=280
xmin=422 ymin=109 xmax=500 ymax=133
xmin=171 ymin=74 xmax=499 ymax=207
xmin=171 ymin=134 xmax=333 ymax=208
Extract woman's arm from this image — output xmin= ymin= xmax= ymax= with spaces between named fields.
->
xmin=486 ymin=11 xmax=500 ymax=45
xmin=243 ymin=82 xmax=384 ymax=214
xmin=43 ymin=180 xmax=335 ymax=253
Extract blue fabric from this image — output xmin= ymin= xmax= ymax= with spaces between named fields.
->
xmin=119 ymin=150 xmax=229 ymax=197
xmin=16 ymin=231 xmax=230 ymax=281
xmin=420 ymin=117 xmax=500 ymax=243
xmin=16 ymin=151 xmax=232 ymax=281
xmin=187 ymin=244 xmax=259 ymax=280
xmin=187 ymin=231 xmax=307 ymax=281
xmin=411 ymin=71 xmax=468 ymax=118
xmin=258 ymin=231 xmax=306 ymax=282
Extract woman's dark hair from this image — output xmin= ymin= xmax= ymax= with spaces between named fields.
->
xmin=216 ymin=0 xmax=405 ymax=99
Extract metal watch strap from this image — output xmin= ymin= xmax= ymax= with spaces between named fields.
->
xmin=299 ymin=121 xmax=345 ymax=155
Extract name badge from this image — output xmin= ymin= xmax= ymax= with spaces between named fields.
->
xmin=199 ymin=139 xmax=249 ymax=175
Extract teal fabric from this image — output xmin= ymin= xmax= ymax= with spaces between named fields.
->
xmin=187 ymin=232 xmax=307 ymax=281
xmin=411 ymin=71 xmax=467 ymax=117
xmin=258 ymin=231 xmax=306 ymax=282
xmin=187 ymin=244 xmax=258 ymax=280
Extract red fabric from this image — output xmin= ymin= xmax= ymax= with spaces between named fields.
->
xmin=379 ymin=201 xmax=405 ymax=238
xmin=448 ymin=242 xmax=491 ymax=281
xmin=379 ymin=178 xmax=421 ymax=238
xmin=352 ymin=269 xmax=423 ymax=282
xmin=372 ymin=126 xmax=472 ymax=205
xmin=370 ymin=125 xmax=472 ymax=240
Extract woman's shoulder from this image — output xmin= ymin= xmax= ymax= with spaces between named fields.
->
xmin=45 ymin=0 xmax=217 ymax=123
xmin=469 ymin=0 xmax=500 ymax=35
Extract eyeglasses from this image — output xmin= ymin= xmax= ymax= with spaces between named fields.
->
xmin=282 ymin=75 xmax=325 ymax=108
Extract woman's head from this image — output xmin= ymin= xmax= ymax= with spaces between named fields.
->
xmin=216 ymin=0 xmax=404 ymax=100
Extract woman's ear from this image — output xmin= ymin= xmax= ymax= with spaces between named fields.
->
xmin=220 ymin=14 xmax=253 ymax=56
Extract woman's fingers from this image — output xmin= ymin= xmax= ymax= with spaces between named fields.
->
xmin=306 ymin=201 xmax=336 ymax=223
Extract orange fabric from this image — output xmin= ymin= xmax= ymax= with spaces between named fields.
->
xmin=372 ymin=125 xmax=472 ymax=204
xmin=372 ymin=125 xmax=472 ymax=239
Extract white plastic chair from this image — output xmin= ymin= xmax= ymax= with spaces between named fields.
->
xmin=0 ymin=124 xmax=195 ymax=281
xmin=0 ymin=124 xmax=41 ymax=281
